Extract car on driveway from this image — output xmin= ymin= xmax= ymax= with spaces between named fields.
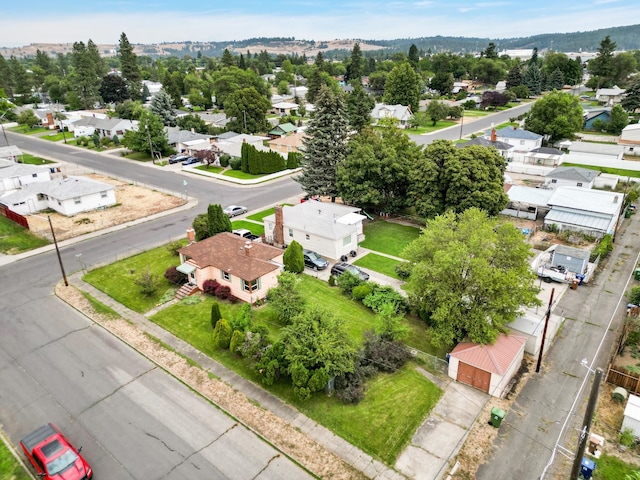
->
xmin=303 ymin=249 xmax=329 ymax=271
xmin=168 ymin=154 xmax=190 ymax=164
xmin=181 ymin=156 xmax=200 ymax=166
xmin=223 ymin=205 xmax=248 ymax=217
xmin=330 ymin=262 xmax=370 ymax=281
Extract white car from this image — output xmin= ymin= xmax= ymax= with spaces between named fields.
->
xmin=223 ymin=205 xmax=248 ymax=217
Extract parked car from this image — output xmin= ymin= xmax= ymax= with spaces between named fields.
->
xmin=223 ymin=205 xmax=248 ymax=217
xmin=330 ymin=262 xmax=370 ymax=281
xmin=169 ymin=154 xmax=190 ymax=164
xmin=303 ymin=249 xmax=329 ymax=271
xmin=232 ymin=228 xmax=262 ymax=242
xmin=20 ymin=423 xmax=93 ymax=480
xmin=181 ymin=156 xmax=200 ymax=165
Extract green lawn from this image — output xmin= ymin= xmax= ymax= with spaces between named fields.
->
xmin=354 ymin=253 xmax=403 ymax=279
xmin=83 ymin=244 xmax=182 ymax=313
xmin=594 ymin=452 xmax=640 ymax=479
xmin=0 ymin=438 xmax=30 ymax=480
xmin=10 ymin=125 xmax=48 ymax=135
xmin=40 ymin=132 xmax=69 ymax=142
xmin=404 ymin=120 xmax=456 ymax=135
xmin=231 ymin=220 xmax=265 ymax=235
xmin=360 ymin=220 xmax=421 ymax=259
xmin=562 ymin=162 xmax=640 ymax=179
xmin=194 ymin=165 xmax=224 ymax=174
xmin=20 ymin=153 xmax=53 ymax=165
xmin=246 ymin=204 xmax=293 ymax=223
xmin=123 ymin=151 xmax=153 ymax=162
xmin=223 ymin=170 xmax=267 ymax=180
xmin=0 ymin=216 xmax=50 ymax=254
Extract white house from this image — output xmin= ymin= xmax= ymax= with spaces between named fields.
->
xmin=0 ymin=176 xmax=116 ymax=216
xmin=596 ymin=85 xmax=625 ymax=106
xmin=0 ymin=163 xmax=52 ymax=194
xmin=166 ymin=127 xmax=213 ymax=154
xmin=485 ymin=127 xmax=543 ymax=151
xmin=544 ymin=187 xmax=623 ymax=238
xmin=618 ymin=123 xmax=640 ymax=156
xmin=544 ymin=166 xmax=599 ymax=189
xmin=0 ymin=145 xmax=23 ymax=162
xmin=502 ymin=184 xmax=554 ymax=220
xmin=263 ymin=202 xmax=366 ymax=260
xmin=271 ymin=102 xmax=299 ymax=116
xmin=371 ymin=104 xmax=413 ymax=129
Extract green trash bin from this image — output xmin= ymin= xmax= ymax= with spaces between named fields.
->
xmin=626 ymin=209 xmax=632 ymax=218
xmin=490 ymin=407 xmax=505 ymax=428
xmin=635 ymin=269 xmax=640 ymax=281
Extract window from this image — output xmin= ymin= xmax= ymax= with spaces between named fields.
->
xmin=288 ymin=228 xmax=293 ymax=237
xmin=551 ymin=179 xmax=557 ymax=183
xmin=305 ymin=234 xmax=310 ymax=240
xmin=269 ymin=223 xmax=274 ymax=231
xmin=32 ymin=173 xmax=38 ymax=178
xmin=37 ymin=193 xmax=46 ymax=201
xmin=243 ymin=278 xmax=259 ymax=292
xmin=100 ymin=191 xmax=107 ymax=198
xmin=343 ymin=235 xmax=352 ymax=246
xmin=577 ymin=182 xmax=583 ymax=187
xmin=520 ymin=140 xmax=525 ymax=145
xmin=221 ymin=270 xmax=231 ymax=281
xmin=73 ymin=197 xmax=81 ymax=205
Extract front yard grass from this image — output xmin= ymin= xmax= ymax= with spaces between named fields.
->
xmin=593 ymin=452 xmax=640 ymax=479
xmin=10 ymin=125 xmax=47 ymax=135
xmin=0 ymin=438 xmax=31 ymax=480
xmin=223 ymin=170 xmax=267 ymax=180
xmin=354 ymin=253 xmax=403 ymax=279
xmin=123 ymin=151 xmax=153 ymax=162
xmin=20 ymin=153 xmax=53 ymax=165
xmin=360 ymin=220 xmax=421 ymax=259
xmin=246 ymin=204 xmax=293 ymax=223
xmin=194 ymin=165 xmax=224 ymax=174
xmin=83 ymin=245 xmax=181 ymax=313
xmin=231 ymin=220 xmax=265 ymax=235
xmin=40 ymin=132 xmax=68 ymax=142
xmin=405 ymin=120 xmax=456 ymax=135
xmin=0 ymin=216 xmax=49 ymax=254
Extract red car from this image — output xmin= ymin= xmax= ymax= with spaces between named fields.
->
xmin=20 ymin=423 xmax=93 ymax=480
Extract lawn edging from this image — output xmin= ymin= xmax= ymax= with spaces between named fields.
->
xmin=183 ymin=166 xmax=302 ymax=184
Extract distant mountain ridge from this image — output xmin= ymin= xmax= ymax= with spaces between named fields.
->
xmin=2 ymin=24 xmax=639 ymax=60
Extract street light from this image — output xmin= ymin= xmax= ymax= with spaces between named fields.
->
xmin=459 ymin=108 xmax=465 ymax=140
xmin=146 ymin=124 xmax=155 ymax=164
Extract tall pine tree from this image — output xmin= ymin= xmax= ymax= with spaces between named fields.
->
xmin=118 ymin=32 xmax=142 ymax=100
xmin=69 ymin=42 xmax=102 ymax=109
xmin=297 ymin=86 xmax=348 ymax=201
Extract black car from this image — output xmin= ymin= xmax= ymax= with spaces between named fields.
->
xmin=181 ymin=156 xmax=200 ymax=165
xmin=330 ymin=262 xmax=370 ymax=281
xmin=303 ymin=250 xmax=329 ymax=271
xmin=169 ymin=154 xmax=190 ymax=164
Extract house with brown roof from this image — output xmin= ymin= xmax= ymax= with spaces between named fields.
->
xmin=177 ymin=232 xmax=284 ymax=303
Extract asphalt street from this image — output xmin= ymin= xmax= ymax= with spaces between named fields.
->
xmin=0 ymin=132 xmax=311 ymax=479
xmin=476 ymin=209 xmax=640 ymax=479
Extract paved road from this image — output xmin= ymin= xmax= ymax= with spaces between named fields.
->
xmin=0 ymin=132 xmax=310 ymax=478
xmin=476 ymin=213 xmax=640 ymax=479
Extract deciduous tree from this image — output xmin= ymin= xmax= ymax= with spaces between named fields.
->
xmin=223 ymin=87 xmax=271 ymax=134
xmin=267 ymin=272 xmax=305 ymax=324
xmin=524 ymin=90 xmax=583 ymax=143
xmin=383 ymin=62 xmax=421 ymax=110
xmin=403 ymin=208 xmax=540 ymax=347
xmin=425 ymin=100 xmax=449 ymax=125
xmin=409 ymin=140 xmax=508 ymax=219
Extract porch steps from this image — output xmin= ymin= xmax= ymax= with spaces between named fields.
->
xmin=175 ymin=283 xmax=198 ymax=300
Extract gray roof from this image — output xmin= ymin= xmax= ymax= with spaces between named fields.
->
xmin=72 ymin=116 xmax=101 ymax=127
xmin=544 ymin=208 xmax=612 ymax=233
xmin=166 ymin=127 xmax=212 ymax=145
xmin=505 ymin=185 xmax=555 ymax=206
xmin=554 ymin=244 xmax=591 ymax=260
xmin=547 ymin=186 xmax=622 ymax=215
xmin=531 ymin=147 xmax=562 ymax=155
xmin=371 ymin=104 xmax=412 ymax=121
xmin=546 ymin=166 xmax=599 ymax=182
xmin=264 ymin=202 xmax=363 ymax=241
xmin=568 ymin=142 xmax=624 ymax=156
xmin=457 ymin=137 xmax=513 ymax=151
xmin=214 ymin=131 xmax=240 ymax=140
xmin=0 ymin=163 xmax=49 ymax=179
xmin=94 ymin=117 xmax=137 ymax=131
xmin=1 ymin=175 xmax=114 ymax=203
xmin=491 ymin=127 xmax=542 ymax=140
xmin=0 ymin=145 xmax=22 ymax=159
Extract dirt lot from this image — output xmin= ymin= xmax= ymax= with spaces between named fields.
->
xmin=27 ymin=174 xmax=187 ymax=241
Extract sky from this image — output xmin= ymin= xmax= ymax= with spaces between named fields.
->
xmin=1 ymin=0 xmax=639 ymax=47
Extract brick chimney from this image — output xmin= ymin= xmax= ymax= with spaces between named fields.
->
xmin=46 ymin=112 xmax=55 ymax=129
xmin=491 ymin=128 xmax=497 ymax=142
xmin=274 ymin=205 xmax=284 ymax=245
xmin=186 ymin=227 xmax=195 ymax=243
xmin=244 ymin=241 xmax=253 ymax=256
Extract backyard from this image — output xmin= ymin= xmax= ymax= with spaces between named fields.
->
xmin=82 ymin=242 xmax=444 ymax=464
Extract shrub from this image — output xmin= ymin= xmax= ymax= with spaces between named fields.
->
xmin=352 ymin=284 xmax=373 ymax=301
xmin=229 ymin=330 xmax=245 ymax=354
xmin=229 ymin=157 xmax=242 ymax=170
xmin=165 ymin=241 xmax=183 ymax=256
xmin=228 ymin=294 xmax=239 ymax=304
xmin=230 ymin=303 xmax=252 ymax=332
xmin=212 ymin=318 xmax=232 ymax=349
xmin=219 ymin=154 xmax=230 ymax=167
xmin=134 ymin=268 xmax=160 ymax=296
xmin=210 ymin=302 xmax=222 ymax=329
xmin=164 ymin=266 xmax=187 ymax=286
xmin=336 ymin=271 xmax=363 ymax=295
xmin=620 ymin=428 xmax=635 ymax=447
xmin=215 ymin=285 xmax=231 ymax=300
xmin=203 ymin=279 xmax=220 ymax=295
xmin=328 ymin=274 xmax=336 ymax=287
xmin=394 ymin=262 xmax=412 ymax=280
xmin=100 ymin=136 xmax=111 ymax=147
xmin=334 ymin=355 xmax=377 ymax=404
xmin=255 ymin=342 xmax=287 ymax=386
xmin=591 ymin=234 xmax=614 ymax=262
xmin=363 ymin=285 xmax=409 ymax=314
xmin=630 ymin=286 xmax=640 ymax=306
xmin=362 ymin=330 xmax=411 ymax=373
xmin=283 ymin=240 xmax=304 ymax=273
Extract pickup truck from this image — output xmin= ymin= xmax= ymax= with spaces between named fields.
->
xmin=20 ymin=423 xmax=93 ymax=480
xmin=232 ymin=228 xmax=262 ymax=242
xmin=536 ymin=265 xmax=568 ymax=283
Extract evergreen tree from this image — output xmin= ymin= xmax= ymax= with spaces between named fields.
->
xmin=9 ymin=56 xmax=32 ymax=97
xmin=523 ymin=64 xmax=543 ymax=96
xmin=267 ymin=272 xmax=305 ymax=323
xmin=346 ymin=84 xmax=374 ymax=132
xmin=87 ymin=39 xmax=107 ymax=78
xmin=118 ymin=32 xmax=142 ymax=100
xmin=100 ymin=74 xmax=128 ymax=104
xmin=549 ymin=68 xmax=565 ymax=90
xmin=608 ymin=104 xmax=629 ymax=135
xmin=69 ymin=42 xmax=102 ymax=109
xmin=162 ymin=71 xmax=183 ymax=108
xmin=207 ymin=203 xmax=232 ymax=236
xmin=383 ymin=62 xmax=421 ymax=110
xmin=622 ymin=78 xmax=640 ymax=113
xmin=505 ymin=63 xmax=523 ymax=89
xmin=0 ymin=54 xmax=13 ymax=97
xmin=283 ymin=241 xmax=304 ymax=273
xmin=482 ymin=42 xmax=499 ymax=59
xmin=314 ymin=52 xmax=325 ymax=71
xmin=238 ymin=53 xmax=246 ymax=70
xmin=408 ymin=44 xmax=420 ymax=71
xmin=212 ymin=318 xmax=232 ymax=349
xmin=221 ymin=48 xmax=235 ymax=68
xmin=529 ymin=47 xmax=539 ymax=66
xmin=588 ymin=35 xmax=617 ymax=87
xmin=150 ymin=90 xmax=176 ymax=126
xmin=346 ymin=43 xmax=362 ymax=85
xmin=297 ymin=86 xmax=348 ymax=201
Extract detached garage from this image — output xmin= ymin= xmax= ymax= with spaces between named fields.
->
xmin=448 ymin=334 xmax=526 ymax=398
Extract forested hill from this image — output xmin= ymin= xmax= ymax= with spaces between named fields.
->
xmin=374 ymin=24 xmax=640 ymax=54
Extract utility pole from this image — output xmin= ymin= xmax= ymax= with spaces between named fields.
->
xmin=48 ymin=215 xmax=68 ymax=286
xmin=570 ymin=367 xmax=603 ymax=480
xmin=536 ymin=288 xmax=555 ymax=373
xmin=459 ymin=108 xmax=465 ymax=140
xmin=0 ymin=111 xmax=9 ymax=146
xmin=146 ymin=124 xmax=155 ymax=164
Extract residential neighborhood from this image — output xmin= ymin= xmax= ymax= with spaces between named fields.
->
xmin=3 ymin=18 xmax=640 ymax=480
